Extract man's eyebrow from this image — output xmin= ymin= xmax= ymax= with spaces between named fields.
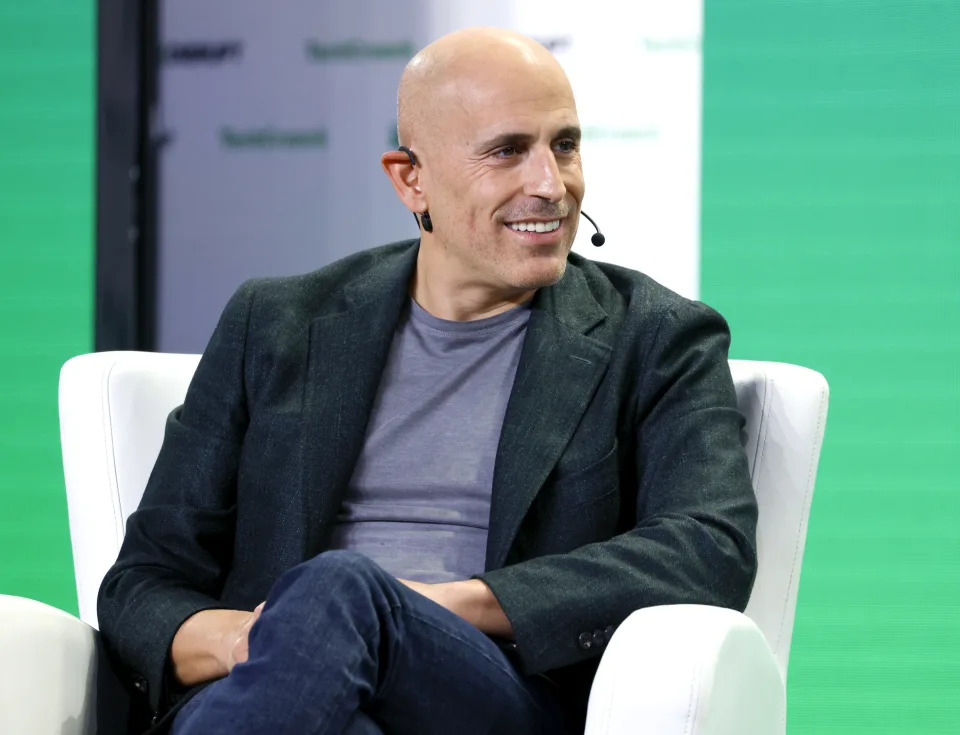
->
xmin=475 ymin=131 xmax=535 ymax=153
xmin=556 ymin=125 xmax=582 ymax=143
xmin=474 ymin=126 xmax=582 ymax=153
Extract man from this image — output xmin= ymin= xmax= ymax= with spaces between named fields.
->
xmin=98 ymin=27 xmax=757 ymax=735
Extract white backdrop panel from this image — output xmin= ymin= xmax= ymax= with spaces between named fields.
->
xmin=155 ymin=0 xmax=702 ymax=351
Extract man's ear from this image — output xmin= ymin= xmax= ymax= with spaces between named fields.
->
xmin=381 ymin=150 xmax=427 ymax=214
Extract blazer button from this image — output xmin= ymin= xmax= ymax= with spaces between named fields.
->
xmin=604 ymin=625 xmax=616 ymax=640
xmin=133 ymin=676 xmax=147 ymax=694
xmin=592 ymin=630 xmax=606 ymax=648
xmin=577 ymin=632 xmax=593 ymax=650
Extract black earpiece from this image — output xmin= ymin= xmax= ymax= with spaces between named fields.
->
xmin=398 ymin=145 xmax=418 ymax=167
xmin=397 ymin=146 xmax=431 ymax=233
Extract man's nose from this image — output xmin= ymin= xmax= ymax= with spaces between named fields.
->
xmin=523 ymin=147 xmax=566 ymax=202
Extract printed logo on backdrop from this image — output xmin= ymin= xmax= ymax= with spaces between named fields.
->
xmin=220 ymin=127 xmax=328 ymax=150
xmin=305 ymin=39 xmax=414 ymax=62
xmin=302 ymin=37 xmax=566 ymax=64
xmin=164 ymin=41 xmax=243 ymax=64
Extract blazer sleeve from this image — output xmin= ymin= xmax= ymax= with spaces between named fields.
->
xmin=478 ymin=299 xmax=759 ymax=675
xmin=96 ymin=281 xmax=256 ymax=712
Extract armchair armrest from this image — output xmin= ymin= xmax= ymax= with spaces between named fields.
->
xmin=0 ymin=594 xmax=98 ymax=734
xmin=584 ymin=604 xmax=785 ymax=735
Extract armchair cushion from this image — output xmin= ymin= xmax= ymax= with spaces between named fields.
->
xmin=0 ymin=595 xmax=98 ymax=734
xmin=584 ymin=604 xmax=785 ymax=735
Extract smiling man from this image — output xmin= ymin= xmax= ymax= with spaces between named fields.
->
xmin=387 ymin=30 xmax=583 ymax=319
xmin=98 ymin=27 xmax=758 ymax=735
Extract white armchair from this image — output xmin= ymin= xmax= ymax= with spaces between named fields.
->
xmin=0 ymin=353 xmax=828 ymax=734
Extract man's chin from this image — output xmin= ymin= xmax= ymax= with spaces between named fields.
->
xmin=508 ymin=257 xmax=568 ymax=291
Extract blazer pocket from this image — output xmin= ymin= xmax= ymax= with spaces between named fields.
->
xmin=523 ymin=444 xmax=621 ymax=557
xmin=546 ymin=441 xmax=620 ymax=509
xmin=541 ymin=444 xmax=620 ymax=518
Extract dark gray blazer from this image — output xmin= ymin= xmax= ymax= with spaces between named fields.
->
xmin=98 ymin=239 xmax=757 ymax=729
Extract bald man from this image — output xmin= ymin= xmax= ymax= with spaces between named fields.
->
xmin=98 ymin=28 xmax=757 ymax=735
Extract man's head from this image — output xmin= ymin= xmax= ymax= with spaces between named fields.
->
xmin=382 ymin=27 xmax=584 ymax=301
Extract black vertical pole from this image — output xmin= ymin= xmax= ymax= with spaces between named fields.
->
xmin=138 ymin=0 xmax=159 ymax=350
xmin=95 ymin=0 xmax=157 ymax=351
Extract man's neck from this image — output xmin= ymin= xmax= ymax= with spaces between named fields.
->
xmin=410 ymin=249 xmax=534 ymax=322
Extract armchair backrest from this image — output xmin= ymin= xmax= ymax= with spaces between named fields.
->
xmin=59 ymin=352 xmax=201 ymax=630
xmin=732 ymin=362 xmax=828 ymax=680
xmin=59 ymin=353 xmax=827 ymax=681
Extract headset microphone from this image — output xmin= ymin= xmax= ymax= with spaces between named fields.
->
xmin=580 ymin=210 xmax=605 ymax=246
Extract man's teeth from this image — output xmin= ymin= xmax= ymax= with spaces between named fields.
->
xmin=508 ymin=220 xmax=561 ymax=233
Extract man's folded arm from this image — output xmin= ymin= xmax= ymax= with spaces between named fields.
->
xmin=478 ymin=300 xmax=759 ymax=675
xmin=96 ymin=281 xmax=257 ymax=711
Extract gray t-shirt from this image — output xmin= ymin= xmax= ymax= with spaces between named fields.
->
xmin=326 ymin=297 xmax=531 ymax=582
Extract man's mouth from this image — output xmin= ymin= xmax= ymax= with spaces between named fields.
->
xmin=506 ymin=219 xmax=561 ymax=233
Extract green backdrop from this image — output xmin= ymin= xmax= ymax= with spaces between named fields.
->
xmin=701 ymin=1 xmax=960 ymax=732
xmin=1 ymin=1 xmax=958 ymax=732
xmin=0 ymin=1 xmax=94 ymax=612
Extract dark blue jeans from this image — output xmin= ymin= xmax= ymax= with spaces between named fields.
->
xmin=171 ymin=551 xmax=573 ymax=734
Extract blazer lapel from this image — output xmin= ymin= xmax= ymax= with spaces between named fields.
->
xmin=299 ymin=244 xmax=419 ymax=555
xmin=485 ymin=265 xmax=613 ymax=570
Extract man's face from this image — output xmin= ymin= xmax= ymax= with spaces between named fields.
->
xmin=423 ymin=65 xmax=585 ymax=292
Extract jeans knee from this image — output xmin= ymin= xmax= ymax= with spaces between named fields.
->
xmin=306 ymin=549 xmax=380 ymax=578
xmin=273 ymin=550 xmax=388 ymax=602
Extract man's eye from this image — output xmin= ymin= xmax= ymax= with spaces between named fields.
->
xmin=495 ymin=146 xmax=518 ymax=158
xmin=555 ymin=139 xmax=577 ymax=153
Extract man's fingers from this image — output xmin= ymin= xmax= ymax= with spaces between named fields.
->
xmin=226 ymin=607 xmax=263 ymax=671
xmin=228 ymin=630 xmax=251 ymax=668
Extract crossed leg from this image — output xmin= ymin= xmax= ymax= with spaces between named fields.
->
xmin=171 ymin=550 xmax=571 ymax=735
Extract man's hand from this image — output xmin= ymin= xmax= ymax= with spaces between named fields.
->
xmin=171 ymin=602 xmax=265 ymax=686
xmin=170 ymin=577 xmax=513 ymax=687
xmin=396 ymin=578 xmax=513 ymax=638
xmin=226 ymin=601 xmax=265 ymax=671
